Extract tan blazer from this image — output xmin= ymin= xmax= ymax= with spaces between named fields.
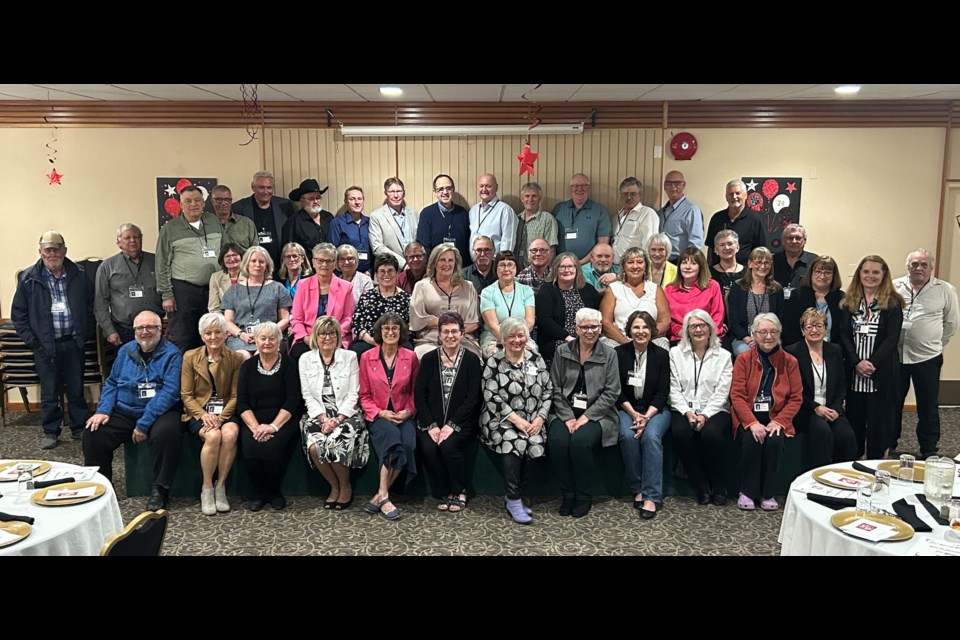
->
xmin=181 ymin=346 xmax=244 ymax=421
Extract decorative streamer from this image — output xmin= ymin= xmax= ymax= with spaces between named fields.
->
xmin=240 ymin=84 xmax=261 ymax=146
xmin=43 ymin=115 xmax=62 ymax=185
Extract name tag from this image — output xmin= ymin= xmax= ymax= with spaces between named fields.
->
xmin=901 ymin=320 xmax=913 ymax=331
xmin=565 ymin=229 xmax=578 ymax=240
xmin=443 ymin=236 xmax=456 ymax=244
xmin=128 ymin=286 xmax=144 ymax=298
xmin=783 ymin=287 xmax=792 ymax=300
xmin=357 ymin=252 xmax=368 ymax=261
xmin=628 ymin=375 xmax=644 ymax=387
xmin=202 ymin=247 xmax=217 ymax=258
xmin=754 ymin=394 xmax=771 ymax=413
xmin=138 ymin=381 xmax=157 ymax=399
xmin=856 ymin=324 xmax=871 ymax=335
xmin=525 ymin=364 xmax=539 ymax=377
xmin=51 ymin=301 xmax=67 ymax=313
xmin=688 ymin=399 xmax=702 ymax=413
xmin=322 ymin=385 xmax=334 ymax=395
xmin=205 ymin=398 xmax=224 ymax=415
xmin=258 ymin=232 xmax=273 ymax=244
xmin=244 ymin=320 xmax=260 ymax=335
xmin=814 ymin=394 xmax=827 ymax=406
xmin=572 ymin=393 xmax=588 ymax=410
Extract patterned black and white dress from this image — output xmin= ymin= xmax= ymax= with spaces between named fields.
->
xmin=300 ymin=363 xmax=369 ymax=468
xmin=479 ymin=349 xmax=553 ymax=458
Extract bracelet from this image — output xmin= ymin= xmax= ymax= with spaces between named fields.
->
xmin=269 ymin=423 xmax=279 ymax=433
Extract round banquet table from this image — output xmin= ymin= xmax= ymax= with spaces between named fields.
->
xmin=0 ymin=460 xmax=124 ymax=556
xmin=778 ymin=460 xmax=958 ymax=556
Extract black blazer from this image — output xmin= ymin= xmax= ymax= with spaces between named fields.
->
xmin=414 ymin=348 xmax=482 ymax=433
xmin=232 ymin=195 xmax=295 ymax=242
xmin=785 ymin=341 xmax=847 ymax=422
xmin=782 ymin=287 xmax=844 ymax=346
xmin=614 ymin=342 xmax=670 ymax=413
xmin=281 ymin=209 xmax=335 ymax=258
xmin=535 ymin=282 xmax=602 ymax=363
xmin=727 ymin=283 xmax=785 ymax=340
xmin=838 ymin=303 xmax=903 ymax=394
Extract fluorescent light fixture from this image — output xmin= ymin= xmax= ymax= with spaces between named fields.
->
xmin=834 ymin=85 xmax=861 ymax=95
xmin=379 ymin=86 xmax=403 ymax=97
xmin=340 ymin=123 xmax=584 ymax=137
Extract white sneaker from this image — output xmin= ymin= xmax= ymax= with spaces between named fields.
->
xmin=200 ymin=488 xmax=217 ymax=516
xmin=214 ymin=485 xmax=230 ymax=512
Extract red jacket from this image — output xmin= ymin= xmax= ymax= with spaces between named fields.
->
xmin=729 ymin=346 xmax=802 ymax=437
xmin=359 ymin=346 xmax=419 ymax=421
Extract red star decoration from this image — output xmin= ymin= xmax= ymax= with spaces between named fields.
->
xmin=517 ymin=143 xmax=539 ymax=176
xmin=786 ymin=182 xmax=797 ymax=194
xmin=47 ymin=168 xmax=63 ymax=185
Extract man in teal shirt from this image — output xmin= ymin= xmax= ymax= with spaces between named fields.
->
xmin=552 ymin=173 xmax=610 ymax=264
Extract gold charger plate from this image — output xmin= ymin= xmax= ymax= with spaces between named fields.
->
xmin=31 ymin=481 xmax=106 ymax=507
xmin=876 ymin=460 xmax=925 ymax=482
xmin=830 ymin=510 xmax=915 ymax=542
xmin=0 ymin=521 xmax=32 ymax=548
xmin=811 ymin=467 xmax=874 ymax=490
xmin=0 ymin=460 xmax=52 ymax=482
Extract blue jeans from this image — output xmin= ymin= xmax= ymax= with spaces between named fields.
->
xmin=33 ymin=339 xmax=89 ymax=437
xmin=618 ymin=410 xmax=671 ymax=502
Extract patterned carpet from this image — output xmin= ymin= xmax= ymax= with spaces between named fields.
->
xmin=2 ymin=408 xmax=955 ymax=556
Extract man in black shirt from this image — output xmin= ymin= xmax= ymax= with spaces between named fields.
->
xmin=232 ymin=170 xmax=294 ymax=271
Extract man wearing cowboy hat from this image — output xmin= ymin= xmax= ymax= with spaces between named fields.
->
xmin=232 ymin=170 xmax=295 ymax=270
xmin=281 ymin=178 xmax=334 ymax=259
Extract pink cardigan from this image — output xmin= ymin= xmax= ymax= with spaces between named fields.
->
xmin=664 ymin=279 xmax=726 ymax=341
xmin=290 ymin=274 xmax=355 ymax=348
xmin=358 ymin=346 xmax=419 ymax=421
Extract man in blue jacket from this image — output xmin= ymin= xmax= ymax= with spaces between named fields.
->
xmin=82 ymin=310 xmax=184 ymax=511
xmin=12 ymin=230 xmax=95 ymax=450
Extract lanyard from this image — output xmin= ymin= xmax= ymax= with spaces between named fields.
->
xmin=634 ymin=348 xmax=647 ymax=378
xmin=499 ymin=284 xmax=517 ymax=317
xmin=435 ymin=281 xmax=455 ymax=310
xmin=811 ymin=359 xmax=825 ymax=395
xmin=244 ymin=283 xmax=266 ymax=317
xmin=692 ymin=353 xmax=705 ymax=396
xmin=751 ymin=291 xmax=766 ymax=316
xmin=186 ymin=218 xmax=209 ymax=247
xmin=391 ymin=208 xmax=408 ymax=241
xmin=476 ymin=200 xmax=498 ymax=230
xmin=123 ymin=254 xmax=144 ymax=286
xmin=616 ymin=208 xmax=633 ymax=237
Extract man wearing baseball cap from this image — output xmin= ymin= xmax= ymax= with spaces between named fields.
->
xmin=12 ymin=230 xmax=95 ymax=449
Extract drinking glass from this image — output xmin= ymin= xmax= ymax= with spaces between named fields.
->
xmin=897 ymin=454 xmax=915 ymax=482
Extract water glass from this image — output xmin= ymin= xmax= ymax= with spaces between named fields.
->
xmin=856 ymin=483 xmax=875 ymax=517
xmin=924 ymin=456 xmax=956 ymax=507
xmin=897 ymin=454 xmax=916 ymax=482
xmin=16 ymin=463 xmax=34 ymax=493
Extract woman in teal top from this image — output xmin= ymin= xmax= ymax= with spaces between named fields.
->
xmin=479 ymin=250 xmax=536 ymax=357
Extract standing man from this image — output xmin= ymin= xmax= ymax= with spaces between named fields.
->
xmin=705 ymin=179 xmax=767 ymax=265
xmin=513 ymin=181 xmax=559 ymax=270
xmin=416 ymin=174 xmax=472 ymax=266
xmin=211 ymin=185 xmax=258 ymax=254
xmin=658 ymin=170 xmax=704 ymax=263
xmin=516 ymin=238 xmax=554 ymax=295
xmin=893 ymin=249 xmax=959 ymax=458
xmin=156 ymin=185 xmax=223 ymax=353
xmin=282 ymin=178 xmax=334 ymax=259
xmin=552 ymin=173 xmax=610 ymax=264
xmin=580 ymin=242 xmax=620 ymax=292
xmin=369 ymin=177 xmax=419 ymax=269
xmin=328 ymin=186 xmax=373 ymax=274
xmin=95 ymin=223 xmax=163 ymax=348
xmin=469 ymin=173 xmax=516 ymax=254
xmin=612 ymin=177 xmax=658 ymax=262
xmin=397 ymin=241 xmax=427 ymax=294
xmin=462 ymin=235 xmax=496 ymax=295
xmin=232 ymin=170 xmax=294 ymax=269
xmin=12 ymin=230 xmax=94 ymax=449
xmin=772 ymin=223 xmax=817 ymax=300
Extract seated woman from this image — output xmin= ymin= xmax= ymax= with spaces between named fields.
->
xmin=181 ymin=312 xmax=243 ymax=515
xmin=727 ymin=246 xmax=784 ymax=355
xmin=663 ymin=247 xmax=725 ymax=344
xmin=278 ymin=242 xmax=311 ymax=301
xmin=299 ymin=316 xmax=369 ymax=510
xmin=236 ymin=321 xmax=302 ymax=512
xmin=350 ymin=254 xmax=412 ymax=356
xmin=646 ymin=233 xmax=677 ymax=289
xmin=600 ymin=247 xmax=671 ymax=350
xmin=359 ymin=313 xmax=420 ymax=521
xmin=668 ymin=309 xmax=733 ymax=506
xmin=221 ymin=246 xmax=292 ymax=360
xmin=480 ymin=250 xmax=536 ymax=357
xmin=781 ymin=255 xmax=844 ymax=346
xmin=290 ymin=242 xmax=355 ymax=359
xmin=479 ymin=316 xmax=552 ymax=525
xmin=615 ymin=310 xmax=671 ymax=520
xmin=785 ymin=308 xmax=857 ymax=469
xmin=535 ymin=251 xmax=602 ymax=366
xmin=336 ymin=243 xmax=374 ymax=303
xmin=729 ymin=313 xmax=802 ymax=512
xmin=548 ymin=307 xmax=620 ymax=518
xmin=207 ymin=243 xmax=246 ymax=314
xmin=409 ymin=243 xmax=481 ymax=359
xmin=414 ymin=311 xmax=482 ymax=513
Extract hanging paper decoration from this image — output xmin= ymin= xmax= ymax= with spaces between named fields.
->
xmin=517 ymin=143 xmax=539 ymax=176
xmin=240 ymin=84 xmax=261 ymax=146
xmin=47 ymin=168 xmax=63 ymax=185
xmin=44 ymin=115 xmax=62 ymax=185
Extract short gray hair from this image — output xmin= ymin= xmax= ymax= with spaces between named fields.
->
xmin=783 ymin=223 xmax=806 ymax=240
xmin=116 ymin=223 xmax=142 ymax=242
xmin=575 ymin=307 xmax=601 ymax=326
xmin=751 ymin=312 xmax=783 ymax=336
xmin=312 ymin=242 xmax=337 ymax=260
xmin=678 ymin=309 xmax=720 ymax=351
xmin=906 ymin=248 xmax=935 ymax=268
xmin=240 ymin=246 xmax=275 ymax=280
xmin=646 ymin=233 xmax=673 ymax=257
xmin=714 ymin=229 xmax=739 ymax=247
xmin=198 ymin=312 xmax=228 ymax=335
xmin=499 ymin=316 xmax=529 ymax=342
xmin=253 ymin=321 xmax=282 ymax=341
xmin=726 ymin=179 xmax=746 ymax=192
xmin=252 ymin=171 xmax=274 ymax=182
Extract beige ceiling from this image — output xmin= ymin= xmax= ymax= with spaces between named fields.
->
xmin=1 ymin=84 xmax=959 ymax=102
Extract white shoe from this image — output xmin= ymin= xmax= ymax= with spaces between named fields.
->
xmin=214 ymin=485 xmax=230 ymax=512
xmin=200 ymin=487 xmax=217 ymax=516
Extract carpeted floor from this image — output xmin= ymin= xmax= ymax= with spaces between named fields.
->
xmin=2 ymin=408 xmax=954 ymax=555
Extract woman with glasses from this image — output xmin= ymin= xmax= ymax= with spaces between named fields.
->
xmin=548 ymin=307 xmax=620 ymax=518
xmin=409 ymin=243 xmax=481 ymax=358
xmin=663 ymin=247 xmax=726 ymax=344
xmin=535 ymin=251 xmax=602 ymax=366
xmin=278 ymin=242 xmax=311 ymax=301
xmin=480 ymin=250 xmax=536 ymax=357
xmin=208 ymin=243 xmax=246 ymax=314
xmin=290 ymin=243 xmax=355 ymax=359
xmin=729 ymin=313 xmax=802 ymax=511
xmin=727 ymin=246 xmax=784 ymax=355
xmin=709 ymin=230 xmax=745 ymax=300
xmin=350 ymin=254 xmax=411 ymax=356
xmin=221 ymin=246 xmax=292 ymax=360
xmin=336 ymin=243 xmax=374 ymax=303
xmin=785 ymin=308 xmax=857 ymax=468
xmin=781 ymin=255 xmax=844 ymax=346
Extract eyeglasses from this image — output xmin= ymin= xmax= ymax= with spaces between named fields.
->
xmin=134 ymin=325 xmax=161 ymax=333
xmin=440 ymin=329 xmax=462 ymax=336
xmin=620 ymin=191 xmax=640 ymax=198
xmin=381 ymin=326 xmax=400 ymax=334
xmin=578 ymin=325 xmax=601 ymax=332
xmin=570 ymin=184 xmax=590 ymax=190
xmin=474 ymin=248 xmax=493 ymax=255
xmin=339 ymin=256 xmax=357 ymax=263
xmin=783 ymin=236 xmax=805 ymax=243
xmin=302 ymin=196 xmax=323 ymax=204
xmin=529 ymin=248 xmax=549 ymax=254
xmin=752 ymin=260 xmax=772 ymax=266
xmin=314 ymin=258 xmax=335 ymax=265
xmin=284 ymin=255 xmax=302 ymax=261
xmin=386 ymin=190 xmax=405 ymax=196
xmin=688 ymin=323 xmax=708 ymax=332
xmin=802 ymin=324 xmax=825 ymax=331
xmin=211 ymin=197 xmax=233 ymax=203
xmin=318 ymin=332 xmax=337 ymax=339
xmin=813 ymin=269 xmax=833 ymax=276
xmin=755 ymin=329 xmax=780 ymax=337
xmin=663 ymin=180 xmax=684 ymax=187
xmin=434 ymin=186 xmax=455 ymax=193
xmin=406 ymin=254 xmax=425 ymax=261
xmin=497 ymin=263 xmax=516 ymax=269
xmin=557 ymin=266 xmax=577 ymax=272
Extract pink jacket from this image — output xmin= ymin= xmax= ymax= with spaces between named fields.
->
xmin=664 ymin=279 xmax=726 ymax=341
xmin=290 ymin=275 xmax=355 ymax=348
xmin=359 ymin=346 xmax=419 ymax=421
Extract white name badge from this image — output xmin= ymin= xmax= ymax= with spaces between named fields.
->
xmin=138 ymin=382 xmax=157 ymax=399
xmin=565 ymin=229 xmax=578 ymax=240
xmin=572 ymin=393 xmax=588 ymax=410
xmin=783 ymin=287 xmax=793 ymax=300
xmin=128 ymin=286 xmax=144 ymax=298
xmin=205 ymin=399 xmax=224 ymax=415
xmin=357 ymin=252 xmax=368 ymax=261
xmin=322 ymin=386 xmax=333 ymax=395
xmin=753 ymin=402 xmax=770 ymax=412
xmin=814 ymin=394 xmax=827 ymax=406
xmin=50 ymin=301 xmax=67 ymax=313
xmin=258 ymin=232 xmax=273 ymax=244
xmin=901 ymin=320 xmax=913 ymax=331
xmin=202 ymin=248 xmax=217 ymax=258
xmin=688 ymin=399 xmax=702 ymax=412
xmin=628 ymin=375 xmax=644 ymax=387
xmin=525 ymin=364 xmax=539 ymax=377
xmin=443 ymin=237 xmax=456 ymax=244
xmin=244 ymin=320 xmax=261 ymax=335
xmin=857 ymin=324 xmax=871 ymax=334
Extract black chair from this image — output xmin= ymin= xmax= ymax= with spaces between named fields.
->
xmin=99 ymin=509 xmax=169 ymax=556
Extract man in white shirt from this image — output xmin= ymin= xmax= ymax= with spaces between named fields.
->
xmin=893 ymin=248 xmax=959 ymax=457
xmin=612 ymin=177 xmax=658 ymax=262
xmin=469 ymin=173 xmax=516 ymax=253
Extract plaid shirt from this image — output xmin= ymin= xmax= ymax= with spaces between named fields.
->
xmin=43 ymin=267 xmax=74 ymax=338
xmin=516 ymin=265 xmax=552 ymax=295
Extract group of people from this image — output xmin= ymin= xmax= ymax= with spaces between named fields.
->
xmin=12 ymin=168 xmax=957 ymax=524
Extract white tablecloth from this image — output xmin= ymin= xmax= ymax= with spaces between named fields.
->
xmin=778 ymin=460 xmax=957 ymax=556
xmin=0 ymin=461 xmax=124 ymax=556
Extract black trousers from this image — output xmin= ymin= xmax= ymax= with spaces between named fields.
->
xmin=416 ymin=428 xmax=475 ymax=499
xmin=82 ymin=409 xmax=184 ymax=489
xmin=894 ymin=354 xmax=943 ymax=455
xmin=737 ymin=426 xmax=784 ymax=501
xmin=33 ymin=339 xmax=88 ymax=437
xmin=796 ymin=411 xmax=857 ymax=470
xmin=670 ymin=411 xmax=730 ymax=495
xmin=501 ymin=453 xmax=537 ymax=499
xmin=847 ymin=389 xmax=892 ymax=459
xmin=547 ymin=419 xmax=602 ymax=500
xmin=168 ymin=279 xmax=208 ymax=353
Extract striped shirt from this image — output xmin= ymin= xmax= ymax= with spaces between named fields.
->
xmin=851 ymin=298 xmax=880 ymax=393
xmin=43 ymin=267 xmax=74 ymax=339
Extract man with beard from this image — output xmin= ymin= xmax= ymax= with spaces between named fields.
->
xmin=282 ymin=178 xmax=334 ymax=259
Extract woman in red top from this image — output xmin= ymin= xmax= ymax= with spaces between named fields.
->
xmin=663 ymin=247 xmax=726 ymax=344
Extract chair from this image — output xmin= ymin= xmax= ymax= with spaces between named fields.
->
xmin=99 ymin=509 xmax=169 ymax=556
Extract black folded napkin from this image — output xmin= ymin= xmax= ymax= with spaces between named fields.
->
xmin=806 ymin=493 xmax=856 ymax=510
xmin=891 ymin=498 xmax=932 ymax=532
xmin=915 ymin=494 xmax=950 ymax=526
xmin=852 ymin=461 xmax=877 ymax=475
xmin=0 ymin=512 xmax=35 ymax=525
xmin=32 ymin=477 xmax=74 ymax=489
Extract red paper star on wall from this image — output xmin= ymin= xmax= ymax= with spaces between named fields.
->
xmin=785 ymin=182 xmax=797 ymax=193
xmin=47 ymin=168 xmax=63 ymax=185
xmin=517 ymin=143 xmax=539 ymax=176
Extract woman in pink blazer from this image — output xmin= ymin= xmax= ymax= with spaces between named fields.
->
xmin=290 ymin=242 xmax=355 ymax=359
xmin=358 ymin=312 xmax=420 ymax=521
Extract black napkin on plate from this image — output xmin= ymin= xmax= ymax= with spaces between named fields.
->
xmin=0 ymin=512 xmax=35 ymax=525
xmin=891 ymin=498 xmax=932 ymax=532
xmin=806 ymin=493 xmax=856 ymax=510
xmin=852 ymin=461 xmax=877 ymax=475
xmin=32 ymin=477 xmax=75 ymax=489
xmin=915 ymin=494 xmax=950 ymax=526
